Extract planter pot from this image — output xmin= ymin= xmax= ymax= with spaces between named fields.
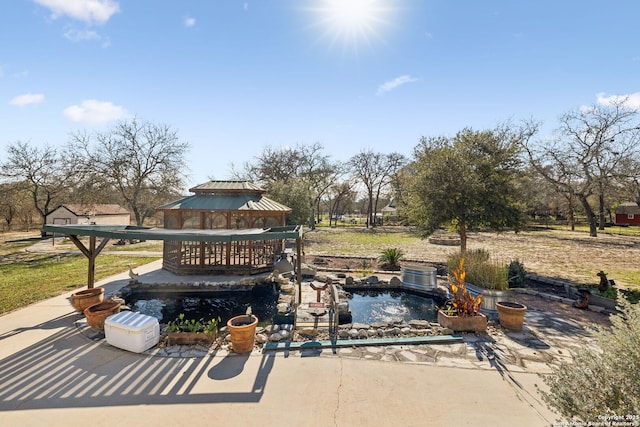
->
xmin=227 ymin=315 xmax=258 ymax=354
xmin=71 ymin=288 xmax=104 ymax=312
xmin=84 ymin=300 xmax=122 ymax=330
xmin=437 ymin=310 xmax=487 ymax=332
xmin=167 ymin=332 xmax=216 ymax=346
xmin=496 ymin=301 xmax=527 ymax=331
xmin=464 ymin=283 xmax=511 ymax=319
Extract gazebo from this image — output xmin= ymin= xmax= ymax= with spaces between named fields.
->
xmin=156 ymin=180 xmax=293 ymax=275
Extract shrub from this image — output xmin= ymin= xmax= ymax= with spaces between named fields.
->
xmin=377 ymin=248 xmax=404 ymax=270
xmin=167 ymin=313 xmax=219 ymax=334
xmin=539 ymin=302 xmax=640 ymax=420
xmin=507 ymin=259 xmax=527 ymax=288
xmin=447 ymin=249 xmax=508 ymax=290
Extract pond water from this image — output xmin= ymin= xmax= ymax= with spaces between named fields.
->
xmin=346 ymin=289 xmax=445 ymax=324
xmin=124 ymin=285 xmax=278 ymax=326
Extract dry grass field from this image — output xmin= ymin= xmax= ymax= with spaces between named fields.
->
xmin=304 ymin=226 xmax=640 ymax=289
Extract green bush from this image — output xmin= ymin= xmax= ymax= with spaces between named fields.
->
xmin=507 ymin=259 xmax=527 ymax=288
xmin=166 ymin=313 xmax=219 ymax=334
xmin=447 ymin=249 xmax=508 ymax=290
xmin=377 ymin=248 xmax=404 ymax=270
xmin=539 ymin=302 xmax=640 ymax=420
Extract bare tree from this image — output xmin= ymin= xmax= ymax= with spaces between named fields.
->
xmin=1 ymin=141 xmax=85 ymax=228
xmin=72 ymin=118 xmax=189 ymax=226
xmin=523 ymin=100 xmax=640 ymax=237
xmin=326 ymin=180 xmax=356 ymax=227
xmin=231 ymin=142 xmax=340 ymax=228
xmin=348 ymin=150 xmax=406 ymax=228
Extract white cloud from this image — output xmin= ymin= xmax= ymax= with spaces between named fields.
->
xmin=376 ymin=75 xmax=418 ymax=95
xmin=9 ymin=93 xmax=45 ymax=106
xmin=64 ymin=27 xmax=100 ymax=41
xmin=63 ymin=99 xmax=127 ymax=124
xmin=34 ymin=0 xmax=120 ymax=25
xmin=596 ymin=92 xmax=640 ymax=111
xmin=184 ymin=17 xmax=196 ymax=27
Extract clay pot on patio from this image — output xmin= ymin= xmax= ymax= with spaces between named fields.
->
xmin=496 ymin=301 xmax=527 ymax=331
xmin=71 ymin=288 xmax=104 ymax=312
xmin=84 ymin=300 xmax=122 ymax=330
xmin=227 ymin=314 xmax=258 ymax=354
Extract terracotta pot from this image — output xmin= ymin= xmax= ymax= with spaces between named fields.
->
xmin=437 ymin=310 xmax=487 ymax=332
xmin=496 ymin=301 xmax=527 ymax=331
xmin=84 ymin=300 xmax=122 ymax=330
xmin=227 ymin=315 xmax=258 ymax=353
xmin=71 ymin=288 xmax=104 ymax=312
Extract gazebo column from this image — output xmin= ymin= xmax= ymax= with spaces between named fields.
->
xmin=68 ymin=235 xmax=111 ymax=288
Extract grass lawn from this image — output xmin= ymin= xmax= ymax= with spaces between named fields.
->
xmin=0 ymin=232 xmax=160 ymax=315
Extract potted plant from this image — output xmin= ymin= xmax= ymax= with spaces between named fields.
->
xmin=71 ymin=287 xmax=104 ymax=311
xmin=166 ymin=313 xmax=219 ymax=346
xmin=496 ymin=301 xmax=527 ymax=331
xmin=438 ymin=258 xmax=487 ymax=332
xmin=447 ymin=250 xmax=511 ymax=316
xmin=84 ymin=299 xmax=122 ymax=329
xmin=227 ymin=311 xmax=258 ymax=353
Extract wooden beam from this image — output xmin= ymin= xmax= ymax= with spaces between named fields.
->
xmin=67 ymin=234 xmax=111 ymax=289
xmin=87 ymin=236 xmax=96 ymax=289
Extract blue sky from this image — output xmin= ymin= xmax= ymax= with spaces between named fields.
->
xmin=2 ymin=0 xmax=640 ymax=189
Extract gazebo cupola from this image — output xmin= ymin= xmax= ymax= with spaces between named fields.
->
xmin=157 ymin=180 xmax=292 ymax=275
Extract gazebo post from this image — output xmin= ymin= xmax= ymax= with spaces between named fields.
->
xmin=67 ymin=234 xmax=111 ymax=289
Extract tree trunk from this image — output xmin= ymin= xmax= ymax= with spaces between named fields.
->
xmin=578 ymin=195 xmax=598 ymax=237
xmin=458 ymin=222 xmax=467 ymax=254
xmin=598 ymin=192 xmax=606 ymax=230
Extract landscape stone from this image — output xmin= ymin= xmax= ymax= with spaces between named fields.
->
xmin=269 ymin=332 xmax=283 ymax=342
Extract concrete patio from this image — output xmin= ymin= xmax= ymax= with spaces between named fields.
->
xmin=0 ymin=260 xmax=588 ymax=426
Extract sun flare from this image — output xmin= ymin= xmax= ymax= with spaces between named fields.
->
xmin=307 ymin=0 xmax=397 ymax=55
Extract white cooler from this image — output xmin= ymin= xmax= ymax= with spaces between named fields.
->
xmin=104 ymin=311 xmax=160 ymax=353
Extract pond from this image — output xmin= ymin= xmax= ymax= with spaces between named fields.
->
xmin=345 ymin=288 xmax=445 ymax=324
xmin=124 ymin=285 xmax=278 ymax=327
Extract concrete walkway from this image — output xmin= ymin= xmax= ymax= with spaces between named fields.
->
xmin=0 ymin=262 xmax=563 ymax=426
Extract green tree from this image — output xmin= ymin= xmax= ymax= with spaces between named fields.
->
xmin=405 ymin=125 xmax=533 ymax=253
xmin=267 ymin=179 xmax=313 ymax=226
xmin=232 ymin=142 xmax=341 ymax=228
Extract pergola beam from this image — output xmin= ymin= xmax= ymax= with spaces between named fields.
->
xmin=45 ymin=224 xmax=303 ymax=289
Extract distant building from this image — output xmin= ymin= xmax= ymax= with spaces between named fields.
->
xmin=614 ymin=202 xmax=640 ymax=226
xmin=45 ymin=204 xmax=131 ymax=228
xmin=156 ymin=180 xmax=292 ymax=275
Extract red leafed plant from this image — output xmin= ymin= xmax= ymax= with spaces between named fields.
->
xmin=447 ymin=258 xmax=483 ymax=317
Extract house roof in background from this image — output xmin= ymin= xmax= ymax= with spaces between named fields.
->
xmin=616 ymin=202 xmax=640 ymax=214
